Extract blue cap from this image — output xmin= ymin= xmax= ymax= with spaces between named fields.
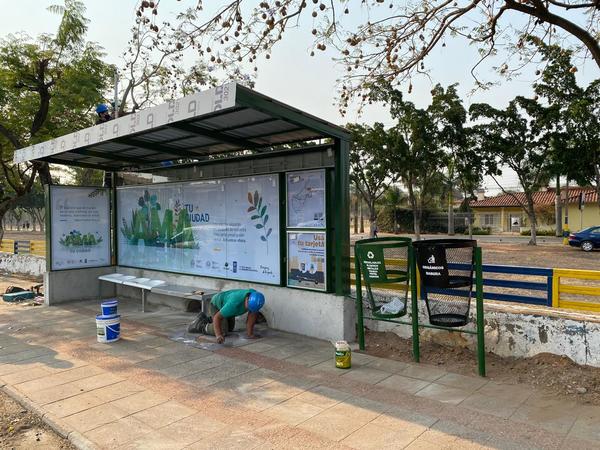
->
xmin=247 ymin=291 xmax=265 ymax=312
xmin=96 ymin=104 xmax=109 ymax=113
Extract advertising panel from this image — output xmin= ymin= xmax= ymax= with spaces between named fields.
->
xmin=50 ymin=186 xmax=111 ymax=270
xmin=287 ymin=170 xmax=326 ymax=228
xmin=287 ymin=232 xmax=326 ymax=291
xmin=117 ymin=175 xmax=280 ymax=284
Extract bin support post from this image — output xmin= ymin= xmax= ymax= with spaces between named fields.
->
xmin=475 ymin=246 xmax=486 ymax=377
xmin=409 ymin=246 xmax=420 ymax=362
xmin=354 ymin=254 xmax=366 ymax=350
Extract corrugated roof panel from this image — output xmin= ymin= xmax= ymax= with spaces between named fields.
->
xmin=200 ymin=108 xmax=272 ymax=130
xmin=230 ymin=120 xmax=299 ymax=138
xmin=118 ymin=149 xmax=160 ymax=158
xmin=134 ymin=128 xmax=193 ymax=142
xmin=95 ymin=142 xmax=135 ymax=151
xmin=253 ymin=129 xmax=322 ymax=145
xmin=168 ymin=136 xmax=220 ymax=148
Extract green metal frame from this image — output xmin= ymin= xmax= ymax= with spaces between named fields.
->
xmin=333 ymin=138 xmax=350 ymax=296
xmin=44 ymin=184 xmax=52 ymax=272
xmin=355 ymin=242 xmax=486 ymax=376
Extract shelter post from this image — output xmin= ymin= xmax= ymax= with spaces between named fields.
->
xmin=334 ymin=138 xmax=351 ymax=296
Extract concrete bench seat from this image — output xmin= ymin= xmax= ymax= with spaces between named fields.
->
xmin=150 ymin=284 xmax=219 ymax=312
xmin=98 ymin=273 xmax=217 ymax=313
xmin=98 ymin=273 xmax=136 ymax=284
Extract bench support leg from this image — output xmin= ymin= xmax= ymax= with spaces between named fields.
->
xmin=142 ymin=290 xmax=146 ymax=313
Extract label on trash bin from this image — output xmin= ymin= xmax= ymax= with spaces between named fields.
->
xmin=416 ymin=246 xmax=449 ymax=288
xmin=359 ymin=247 xmax=387 ymax=282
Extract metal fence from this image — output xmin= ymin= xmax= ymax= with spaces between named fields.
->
xmin=0 ymin=239 xmax=46 ymax=257
xmin=351 ymin=258 xmax=600 ymax=314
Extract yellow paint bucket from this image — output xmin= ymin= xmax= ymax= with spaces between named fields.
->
xmin=335 ymin=340 xmax=351 ymax=369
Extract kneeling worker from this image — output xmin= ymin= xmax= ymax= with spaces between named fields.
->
xmin=192 ymin=289 xmax=265 ymax=344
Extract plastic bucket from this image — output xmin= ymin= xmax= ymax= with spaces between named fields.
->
xmin=101 ymin=299 xmax=118 ymax=316
xmin=96 ymin=314 xmax=120 ymax=343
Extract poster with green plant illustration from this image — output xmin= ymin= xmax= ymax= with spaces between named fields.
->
xmin=50 ymin=186 xmax=111 ymax=271
xmin=247 ymin=190 xmax=273 ymax=252
xmin=117 ymin=175 xmax=280 ymax=284
xmin=120 ymin=190 xmax=197 ymax=249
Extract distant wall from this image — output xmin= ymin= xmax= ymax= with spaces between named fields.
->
xmin=0 ymin=252 xmax=45 ymax=278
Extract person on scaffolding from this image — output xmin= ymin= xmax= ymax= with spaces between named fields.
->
xmin=188 ymin=289 xmax=265 ymax=344
xmin=95 ymin=104 xmax=113 ymax=124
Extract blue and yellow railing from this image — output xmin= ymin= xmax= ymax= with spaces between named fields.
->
xmin=0 ymin=239 xmax=46 ymax=257
xmin=352 ymin=259 xmax=600 ymax=313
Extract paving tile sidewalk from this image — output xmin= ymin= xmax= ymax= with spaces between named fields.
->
xmin=0 ymin=298 xmax=598 ymax=450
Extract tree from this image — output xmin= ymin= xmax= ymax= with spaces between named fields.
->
xmin=348 ymin=123 xmax=400 ymax=237
xmin=138 ymin=1 xmax=600 ymax=110
xmin=427 ymin=84 xmax=468 ymax=236
xmin=68 ymin=167 xmax=104 ymax=186
xmin=470 ymin=97 xmax=555 ymax=245
xmin=371 ymin=84 xmax=445 ymax=240
xmin=377 ymin=186 xmax=406 ymax=233
xmin=531 ymin=39 xmax=600 ymax=211
xmin=0 ymin=0 xmax=112 ymax=242
xmin=15 ymin=187 xmax=45 ymax=232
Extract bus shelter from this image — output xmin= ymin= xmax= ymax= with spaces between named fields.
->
xmin=13 ymin=83 xmax=354 ymax=341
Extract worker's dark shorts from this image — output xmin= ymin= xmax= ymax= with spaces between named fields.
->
xmin=209 ymin=304 xmax=235 ymax=333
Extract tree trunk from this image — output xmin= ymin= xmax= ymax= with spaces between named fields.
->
xmin=525 ymin=194 xmax=537 ymax=245
xmin=448 ymin=182 xmax=454 ymax=236
xmin=467 ymin=211 xmax=473 ymax=240
xmin=555 ymin=175 xmax=562 ymax=237
xmin=368 ymin=201 xmax=377 ymax=238
xmin=359 ymin=201 xmax=364 ymax=234
xmin=564 ymin=179 xmax=569 ymax=231
xmin=353 ymin=195 xmax=358 ymax=235
xmin=407 ymin=182 xmax=420 ymax=240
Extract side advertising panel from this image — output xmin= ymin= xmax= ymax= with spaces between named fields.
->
xmin=50 ymin=186 xmax=111 ymax=270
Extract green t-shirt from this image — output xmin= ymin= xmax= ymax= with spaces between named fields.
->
xmin=211 ymin=289 xmax=254 ymax=318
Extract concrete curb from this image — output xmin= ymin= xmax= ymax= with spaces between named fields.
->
xmin=0 ymin=385 xmax=99 ymax=450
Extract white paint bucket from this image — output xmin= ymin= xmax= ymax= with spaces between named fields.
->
xmin=96 ymin=314 xmax=120 ymax=343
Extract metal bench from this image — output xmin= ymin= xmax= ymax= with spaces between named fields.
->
xmin=98 ymin=273 xmax=217 ymax=312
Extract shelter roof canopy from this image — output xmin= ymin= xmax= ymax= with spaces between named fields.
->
xmin=13 ymin=82 xmax=349 ymax=171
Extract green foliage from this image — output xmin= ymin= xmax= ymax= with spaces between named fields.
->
xmin=120 ymin=192 xmax=197 ymax=248
xmin=59 ymin=230 xmax=102 ymax=246
xmin=467 ymin=227 xmax=492 ymax=236
xmin=519 ymin=229 xmax=556 ymax=236
xmin=530 ymin=38 xmax=600 ymax=204
xmin=470 ymin=96 xmax=556 ymax=244
xmin=247 ymin=191 xmax=272 ymax=242
xmin=369 ymin=82 xmax=445 ymax=238
xmin=0 ymin=0 xmax=112 ymax=233
xmin=348 ymin=122 xmax=402 ymax=226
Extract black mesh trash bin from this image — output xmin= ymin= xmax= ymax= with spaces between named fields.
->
xmin=413 ymin=239 xmax=476 ymax=327
xmin=354 ymin=237 xmax=412 ymax=319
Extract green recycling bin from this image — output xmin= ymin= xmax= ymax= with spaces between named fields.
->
xmin=354 ymin=237 xmax=412 ymax=319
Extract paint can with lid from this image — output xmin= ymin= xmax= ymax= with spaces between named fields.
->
xmin=335 ymin=340 xmax=351 ymax=369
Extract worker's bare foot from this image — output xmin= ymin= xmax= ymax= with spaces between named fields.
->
xmin=216 ymin=335 xmax=225 ymax=344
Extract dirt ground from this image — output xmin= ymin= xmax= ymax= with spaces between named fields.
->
xmin=0 ymin=390 xmax=74 ymax=450
xmin=480 ymin=242 xmax=600 ymax=271
xmin=364 ymin=330 xmax=600 ymax=406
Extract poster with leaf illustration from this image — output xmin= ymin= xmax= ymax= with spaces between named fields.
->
xmin=117 ymin=175 xmax=280 ymax=284
xmin=50 ymin=186 xmax=111 ymax=271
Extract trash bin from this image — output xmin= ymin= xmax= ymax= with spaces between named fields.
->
xmin=354 ymin=237 xmax=412 ymax=319
xmin=413 ymin=239 xmax=476 ymax=327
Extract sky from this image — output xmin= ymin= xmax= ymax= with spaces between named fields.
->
xmin=1 ymin=0 xmax=597 ymax=193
